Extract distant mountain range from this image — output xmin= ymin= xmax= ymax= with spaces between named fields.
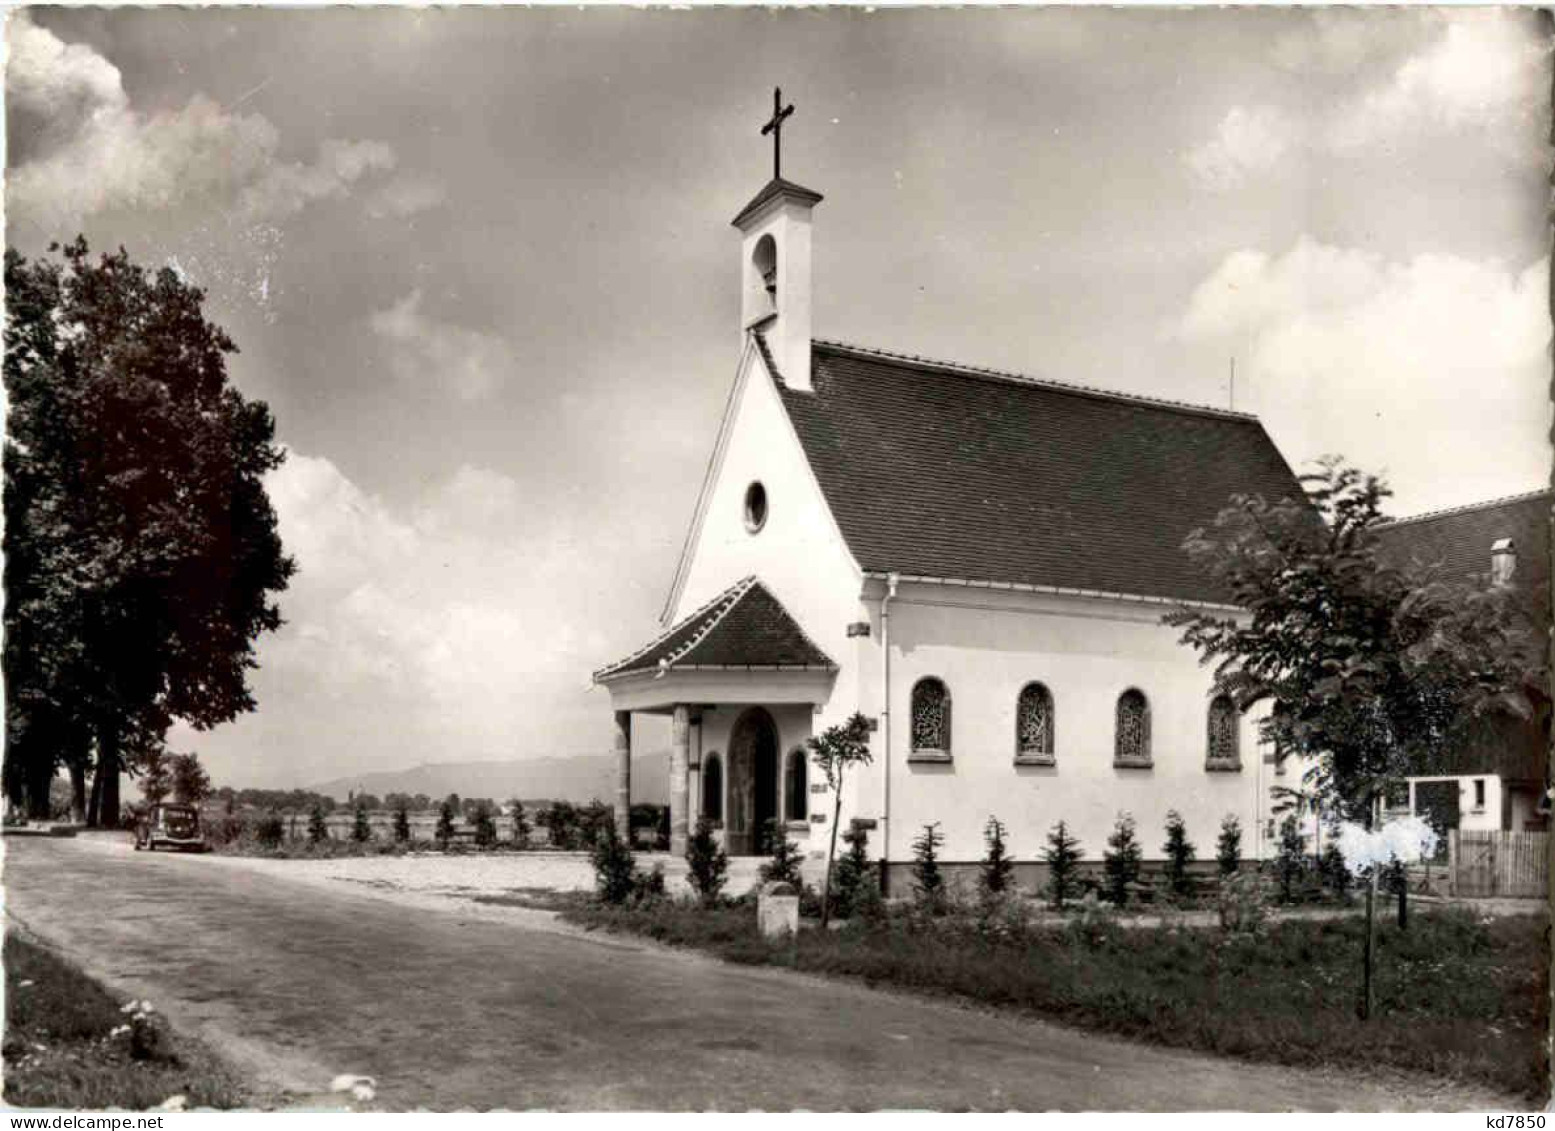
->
xmin=309 ymin=750 xmax=670 ymax=805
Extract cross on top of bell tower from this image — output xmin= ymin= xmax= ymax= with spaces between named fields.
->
xmin=760 ymin=87 xmax=795 ymax=181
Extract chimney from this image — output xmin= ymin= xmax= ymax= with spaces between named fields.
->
xmin=1491 ymin=537 xmax=1516 ymax=586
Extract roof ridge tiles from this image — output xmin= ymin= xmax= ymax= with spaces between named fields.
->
xmin=811 ymin=338 xmax=1260 ymax=423
xmin=1377 ymin=488 xmax=1553 ymax=530
xmin=592 ymin=574 xmax=756 ymax=681
xmin=657 ymin=576 xmax=759 ymax=669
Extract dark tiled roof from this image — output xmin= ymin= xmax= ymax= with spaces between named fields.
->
xmin=595 ymin=576 xmax=836 ymax=682
xmin=775 ymin=341 xmax=1306 ymax=604
xmin=1376 ymin=490 xmax=1552 ymax=784
xmin=1374 ymin=489 xmax=1551 ymax=629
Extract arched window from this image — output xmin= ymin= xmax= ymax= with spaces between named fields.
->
xmin=1206 ymin=694 xmax=1240 ymax=771
xmin=910 ymin=678 xmax=951 ymax=758
xmin=702 ymin=752 xmax=723 ymax=824
xmin=1015 ymin=682 xmax=1055 ymax=763
xmin=1114 ymin=689 xmax=1151 ymax=766
xmin=784 ymin=748 xmax=808 ymax=823
xmin=753 ymin=234 xmax=778 ymax=307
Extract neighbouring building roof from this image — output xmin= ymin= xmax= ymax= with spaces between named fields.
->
xmin=1375 ymin=490 xmax=1552 ymax=785
xmin=774 ymin=340 xmax=1307 ymax=605
xmin=1374 ymin=489 xmax=1552 ymax=629
xmin=594 ymin=576 xmax=836 ymax=683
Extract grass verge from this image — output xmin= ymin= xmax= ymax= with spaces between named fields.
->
xmin=4 ymin=933 xmax=250 ymax=1110
xmin=563 ymin=898 xmax=1549 ymax=1100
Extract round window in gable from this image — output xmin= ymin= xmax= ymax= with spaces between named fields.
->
xmin=743 ymin=481 xmax=769 ymax=533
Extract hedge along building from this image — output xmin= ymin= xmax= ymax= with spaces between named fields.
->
xmin=593 ymin=98 xmax=1308 ymax=885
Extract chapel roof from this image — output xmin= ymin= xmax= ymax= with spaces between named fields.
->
xmin=594 ymin=576 xmax=836 ymax=683
xmin=773 ymin=339 xmax=1307 ymax=605
xmin=1373 ymin=488 xmax=1552 ymax=629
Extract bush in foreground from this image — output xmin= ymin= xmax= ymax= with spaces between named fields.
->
xmin=685 ymin=819 xmax=728 ymax=906
xmin=1042 ymin=820 xmax=1084 ymax=910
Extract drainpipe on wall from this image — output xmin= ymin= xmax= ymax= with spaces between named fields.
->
xmin=880 ymin=572 xmax=899 ymax=895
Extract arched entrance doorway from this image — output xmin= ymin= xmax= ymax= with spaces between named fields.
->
xmin=726 ymin=707 xmax=779 ymax=856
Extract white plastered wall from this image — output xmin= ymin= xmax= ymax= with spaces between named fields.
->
xmin=671 ymin=348 xmax=865 ymax=862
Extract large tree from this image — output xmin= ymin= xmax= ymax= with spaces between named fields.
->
xmin=1169 ymin=461 xmax=1541 ymax=1019
xmin=3 ymin=239 xmax=294 ymax=822
xmin=1168 ymin=460 xmax=1540 ymax=822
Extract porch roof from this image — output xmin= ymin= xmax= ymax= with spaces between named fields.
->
xmin=593 ymin=576 xmax=837 ymax=684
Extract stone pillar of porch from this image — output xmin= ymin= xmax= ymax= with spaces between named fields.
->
xmin=670 ymin=703 xmax=691 ymax=856
xmin=613 ymin=710 xmax=631 ymax=842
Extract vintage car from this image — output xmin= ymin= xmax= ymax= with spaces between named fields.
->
xmin=134 ymin=803 xmax=207 ymax=852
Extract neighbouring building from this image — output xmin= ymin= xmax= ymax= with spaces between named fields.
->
xmin=592 ymin=139 xmax=1320 ymax=888
xmin=1373 ymin=489 xmax=1552 ymax=836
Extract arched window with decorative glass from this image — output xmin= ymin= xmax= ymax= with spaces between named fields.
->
xmin=1014 ymin=682 xmax=1055 ymax=764
xmin=909 ymin=677 xmax=951 ymax=759
xmin=1114 ymin=689 xmax=1151 ymax=766
xmin=701 ymin=752 xmax=723 ymax=824
xmin=1205 ymin=694 xmax=1240 ymax=771
xmin=784 ymin=748 xmax=808 ymax=823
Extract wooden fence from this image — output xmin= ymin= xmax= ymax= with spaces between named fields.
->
xmin=1449 ymin=830 xmax=1548 ymax=898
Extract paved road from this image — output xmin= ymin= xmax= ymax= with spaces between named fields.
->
xmin=3 ymin=835 xmax=1503 ymax=1111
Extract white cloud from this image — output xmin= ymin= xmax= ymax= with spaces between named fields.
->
xmin=1177 ymin=238 xmax=1550 ymax=512
xmin=1331 ymin=9 xmax=1551 ymax=157
xmin=1186 ymin=107 xmax=1292 ymax=191
xmin=369 ymin=289 xmax=510 ymax=402
xmin=6 ymin=13 xmax=405 ymax=233
xmin=1188 ymin=10 xmax=1550 ymax=189
xmin=237 ymin=451 xmax=630 ymax=778
xmin=366 ymin=175 xmax=447 ymax=219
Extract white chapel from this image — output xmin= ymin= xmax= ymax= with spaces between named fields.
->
xmin=593 ymin=98 xmax=1307 ymax=887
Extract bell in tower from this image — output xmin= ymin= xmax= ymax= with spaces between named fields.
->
xmin=731 ymin=88 xmax=823 ymax=392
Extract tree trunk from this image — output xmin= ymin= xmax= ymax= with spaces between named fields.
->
xmin=1362 ymin=867 xmax=1378 ymax=1019
xmin=101 ymin=751 xmax=121 ymax=827
xmin=820 ymin=778 xmax=843 ymax=929
xmin=87 ymin=729 xmax=122 ymax=829
xmin=86 ymin=758 xmax=104 ymax=827
xmin=69 ymin=762 xmax=87 ymax=824
xmin=1397 ymin=866 xmax=1408 ymax=930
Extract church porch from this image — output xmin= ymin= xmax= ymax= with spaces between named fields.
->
xmin=593 ymin=577 xmax=838 ymax=856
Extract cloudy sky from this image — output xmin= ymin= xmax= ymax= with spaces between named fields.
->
xmin=7 ymin=7 xmax=1550 ymax=788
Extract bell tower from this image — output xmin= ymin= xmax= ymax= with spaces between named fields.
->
xmin=732 ymin=88 xmax=822 ymax=392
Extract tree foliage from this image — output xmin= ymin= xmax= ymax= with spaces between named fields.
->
xmin=168 ymin=752 xmax=210 ymax=806
xmin=1043 ymin=820 xmax=1084 ymax=910
xmin=1167 ymin=460 xmax=1541 ymax=821
xmin=1275 ymin=816 xmax=1308 ymax=904
xmin=135 ymin=746 xmax=171 ymax=806
xmin=806 ymin=712 xmax=874 ymax=926
xmin=1216 ymin=815 xmax=1243 ymax=877
xmin=980 ymin=815 xmax=1016 ymax=896
xmin=392 ymin=801 xmax=411 ymax=844
xmin=1162 ymin=810 xmax=1196 ymax=900
xmin=1103 ymin=812 xmax=1143 ymax=906
xmin=352 ymin=800 xmax=373 ymax=843
xmin=307 ymin=802 xmax=329 ymax=844
xmin=759 ymin=819 xmax=804 ymax=888
xmin=472 ymin=800 xmax=496 ymax=847
xmin=591 ymin=823 xmax=636 ymax=905
xmin=685 ymin=818 xmax=729 ymax=906
xmin=3 ymin=240 xmax=294 ymax=821
xmin=831 ymin=823 xmax=880 ymax=920
xmin=910 ymin=822 xmax=946 ymax=913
